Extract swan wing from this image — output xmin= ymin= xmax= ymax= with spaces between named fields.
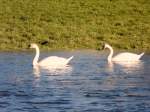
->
xmin=39 ymin=56 xmax=69 ymax=67
xmin=112 ymin=52 xmax=140 ymax=61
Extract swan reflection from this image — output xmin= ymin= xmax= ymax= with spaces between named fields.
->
xmin=33 ymin=66 xmax=41 ymax=78
xmin=106 ymin=61 xmax=114 ymax=72
xmin=102 ymin=60 xmax=144 ymax=90
xmin=114 ymin=61 xmax=142 ymax=67
xmin=33 ymin=65 xmax=73 ymax=77
xmin=116 ymin=61 xmax=143 ymax=73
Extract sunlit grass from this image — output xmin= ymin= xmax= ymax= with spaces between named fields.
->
xmin=0 ymin=0 xmax=150 ymax=51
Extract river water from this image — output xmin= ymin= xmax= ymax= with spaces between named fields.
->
xmin=0 ymin=50 xmax=149 ymax=112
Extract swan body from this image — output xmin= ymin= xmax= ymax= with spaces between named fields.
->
xmin=30 ymin=43 xmax=73 ymax=67
xmin=39 ymin=56 xmax=73 ymax=67
xmin=112 ymin=52 xmax=144 ymax=61
xmin=104 ymin=43 xmax=144 ymax=62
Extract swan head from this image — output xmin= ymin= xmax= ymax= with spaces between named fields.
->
xmin=30 ymin=43 xmax=38 ymax=49
xmin=104 ymin=43 xmax=111 ymax=49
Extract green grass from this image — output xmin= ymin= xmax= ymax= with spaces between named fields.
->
xmin=0 ymin=0 xmax=150 ymax=51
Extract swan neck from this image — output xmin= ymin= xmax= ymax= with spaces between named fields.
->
xmin=107 ymin=45 xmax=113 ymax=62
xmin=33 ymin=46 xmax=40 ymax=66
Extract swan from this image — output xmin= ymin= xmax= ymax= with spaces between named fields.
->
xmin=104 ymin=43 xmax=144 ymax=62
xmin=30 ymin=43 xmax=74 ymax=67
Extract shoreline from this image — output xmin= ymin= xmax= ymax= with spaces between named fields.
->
xmin=0 ymin=48 xmax=149 ymax=54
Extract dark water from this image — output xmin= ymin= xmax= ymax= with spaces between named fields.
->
xmin=0 ymin=50 xmax=149 ymax=112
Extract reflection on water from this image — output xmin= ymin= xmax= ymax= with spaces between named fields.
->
xmin=114 ymin=60 xmax=143 ymax=68
xmin=33 ymin=65 xmax=73 ymax=77
xmin=107 ymin=60 xmax=144 ymax=74
xmin=33 ymin=66 xmax=40 ymax=78
xmin=105 ymin=61 xmax=114 ymax=73
xmin=102 ymin=60 xmax=144 ymax=91
xmin=0 ymin=51 xmax=149 ymax=112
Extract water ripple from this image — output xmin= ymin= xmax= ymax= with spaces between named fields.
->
xmin=0 ymin=51 xmax=149 ymax=112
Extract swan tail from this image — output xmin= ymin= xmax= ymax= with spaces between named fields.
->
xmin=66 ymin=56 xmax=74 ymax=64
xmin=139 ymin=52 xmax=144 ymax=59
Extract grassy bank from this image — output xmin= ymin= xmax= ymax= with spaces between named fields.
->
xmin=0 ymin=0 xmax=150 ymax=51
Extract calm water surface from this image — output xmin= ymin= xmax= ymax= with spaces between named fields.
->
xmin=0 ymin=50 xmax=149 ymax=112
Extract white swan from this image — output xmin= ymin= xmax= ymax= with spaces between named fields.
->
xmin=104 ymin=43 xmax=144 ymax=62
xmin=30 ymin=43 xmax=74 ymax=67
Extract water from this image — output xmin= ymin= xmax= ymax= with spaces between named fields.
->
xmin=0 ymin=50 xmax=149 ymax=112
